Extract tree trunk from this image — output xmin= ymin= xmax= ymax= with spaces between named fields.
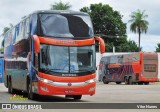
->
xmin=138 ymin=29 xmax=141 ymax=52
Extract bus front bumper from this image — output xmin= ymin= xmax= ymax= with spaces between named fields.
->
xmin=37 ymin=80 xmax=96 ymax=96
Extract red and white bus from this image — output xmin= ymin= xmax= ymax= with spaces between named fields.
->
xmin=99 ymin=52 xmax=158 ymax=85
xmin=4 ymin=10 xmax=105 ymax=100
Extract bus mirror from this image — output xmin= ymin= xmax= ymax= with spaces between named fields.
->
xmin=33 ymin=35 xmax=40 ymax=53
xmin=95 ymin=36 xmax=105 ymax=54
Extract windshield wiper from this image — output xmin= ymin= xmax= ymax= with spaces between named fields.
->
xmin=44 ymin=68 xmax=62 ymax=73
xmin=70 ymin=70 xmax=92 ymax=72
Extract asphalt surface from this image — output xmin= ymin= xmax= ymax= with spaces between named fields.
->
xmin=0 ymin=82 xmax=160 ymax=112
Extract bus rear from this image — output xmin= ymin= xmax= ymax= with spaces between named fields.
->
xmin=140 ymin=53 xmax=159 ymax=83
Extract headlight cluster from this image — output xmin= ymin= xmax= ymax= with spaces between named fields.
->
xmin=85 ymin=78 xmax=96 ymax=84
xmin=36 ymin=75 xmax=53 ymax=84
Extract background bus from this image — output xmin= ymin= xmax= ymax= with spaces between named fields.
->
xmin=99 ymin=52 xmax=158 ymax=85
xmin=4 ymin=10 xmax=105 ymax=100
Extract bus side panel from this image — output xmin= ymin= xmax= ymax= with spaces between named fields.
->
xmin=101 ymin=54 xmax=139 ymax=83
xmin=4 ymin=44 xmax=13 ymax=88
xmin=131 ymin=61 xmax=141 ymax=81
xmin=101 ymin=56 xmax=126 ymax=82
xmin=11 ymin=39 xmax=30 ymax=91
xmin=129 ymin=53 xmax=141 ymax=82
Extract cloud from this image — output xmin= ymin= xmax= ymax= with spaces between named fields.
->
xmin=128 ymin=34 xmax=160 ymax=52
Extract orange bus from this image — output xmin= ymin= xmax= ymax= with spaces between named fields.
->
xmin=99 ymin=52 xmax=158 ymax=85
xmin=4 ymin=10 xmax=105 ymax=100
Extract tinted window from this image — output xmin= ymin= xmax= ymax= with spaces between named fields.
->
xmin=24 ymin=17 xmax=30 ymax=38
xmin=16 ymin=21 xmax=25 ymax=43
xmin=39 ymin=14 xmax=94 ymax=38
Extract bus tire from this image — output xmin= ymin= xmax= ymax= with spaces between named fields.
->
xmin=144 ymin=82 xmax=149 ymax=85
xmin=116 ymin=82 xmax=121 ymax=84
xmin=128 ymin=77 xmax=133 ymax=85
xmin=73 ymin=95 xmax=82 ymax=100
xmin=124 ymin=77 xmax=128 ymax=85
xmin=102 ymin=77 xmax=109 ymax=84
xmin=8 ymin=78 xmax=11 ymax=93
xmin=28 ymin=81 xmax=36 ymax=100
xmin=138 ymin=82 xmax=143 ymax=85
xmin=8 ymin=78 xmax=16 ymax=94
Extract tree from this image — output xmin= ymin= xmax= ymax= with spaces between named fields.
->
xmin=50 ymin=1 xmax=71 ymax=10
xmin=156 ymin=43 xmax=160 ymax=52
xmin=101 ymin=36 xmax=139 ymax=52
xmin=1 ymin=24 xmax=13 ymax=48
xmin=80 ymin=3 xmax=139 ymax=52
xmin=128 ymin=9 xmax=149 ymax=51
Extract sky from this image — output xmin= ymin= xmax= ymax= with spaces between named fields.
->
xmin=0 ymin=0 xmax=160 ymax=52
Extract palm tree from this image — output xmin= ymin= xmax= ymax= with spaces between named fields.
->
xmin=50 ymin=1 xmax=71 ymax=10
xmin=128 ymin=9 xmax=149 ymax=51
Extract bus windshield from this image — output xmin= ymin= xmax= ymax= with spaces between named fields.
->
xmin=39 ymin=45 xmax=95 ymax=75
xmin=39 ymin=14 xmax=94 ymax=38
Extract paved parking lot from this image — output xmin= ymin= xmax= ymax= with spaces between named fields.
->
xmin=0 ymin=82 xmax=160 ymax=111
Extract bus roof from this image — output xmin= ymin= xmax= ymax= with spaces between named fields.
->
xmin=32 ymin=10 xmax=89 ymax=16
xmin=3 ymin=10 xmax=89 ymax=36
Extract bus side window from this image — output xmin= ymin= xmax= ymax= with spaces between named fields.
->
xmin=16 ymin=22 xmax=24 ymax=43
xmin=24 ymin=17 xmax=30 ymax=38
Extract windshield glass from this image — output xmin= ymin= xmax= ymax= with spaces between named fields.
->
xmin=39 ymin=45 xmax=95 ymax=74
xmin=39 ymin=14 xmax=94 ymax=38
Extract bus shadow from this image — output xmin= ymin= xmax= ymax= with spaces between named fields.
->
xmin=98 ymin=82 xmax=126 ymax=85
xmin=5 ymin=91 xmax=88 ymax=102
xmin=33 ymin=95 xmax=87 ymax=102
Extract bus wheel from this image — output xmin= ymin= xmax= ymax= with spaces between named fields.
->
xmin=73 ymin=95 xmax=82 ymax=100
xmin=116 ymin=82 xmax=121 ymax=84
xmin=8 ymin=78 xmax=15 ymax=94
xmin=144 ymin=82 xmax=149 ymax=85
xmin=124 ymin=77 xmax=128 ymax=85
xmin=8 ymin=79 xmax=11 ymax=93
xmin=28 ymin=81 xmax=36 ymax=100
xmin=138 ymin=82 xmax=143 ymax=85
xmin=102 ymin=77 xmax=109 ymax=84
xmin=128 ymin=77 xmax=133 ymax=85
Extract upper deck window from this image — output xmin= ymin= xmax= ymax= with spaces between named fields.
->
xmin=39 ymin=14 xmax=94 ymax=38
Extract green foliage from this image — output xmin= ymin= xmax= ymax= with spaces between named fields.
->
xmin=0 ymin=48 xmax=4 ymax=53
xmin=1 ymin=27 xmax=10 ymax=47
xmin=80 ymin=3 xmax=139 ymax=52
xmin=101 ymin=36 xmax=139 ymax=52
xmin=80 ymin=3 xmax=126 ymax=36
xmin=156 ymin=43 xmax=160 ymax=52
xmin=3 ymin=27 xmax=10 ymax=35
xmin=1 ymin=24 xmax=13 ymax=47
xmin=50 ymin=1 xmax=71 ymax=10
xmin=128 ymin=9 xmax=149 ymax=51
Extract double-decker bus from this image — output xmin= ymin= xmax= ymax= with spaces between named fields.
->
xmin=99 ymin=52 xmax=158 ymax=85
xmin=4 ymin=10 xmax=105 ymax=100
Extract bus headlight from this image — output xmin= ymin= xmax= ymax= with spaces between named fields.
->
xmin=37 ymin=75 xmax=53 ymax=84
xmin=42 ymin=79 xmax=53 ymax=84
xmin=43 ymin=79 xmax=49 ymax=83
xmin=85 ymin=79 xmax=96 ymax=84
